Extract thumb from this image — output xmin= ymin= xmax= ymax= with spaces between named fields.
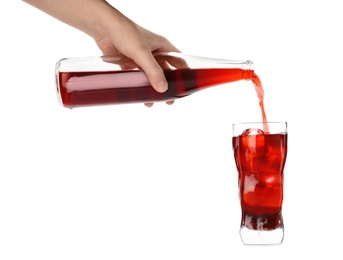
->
xmin=131 ymin=50 xmax=168 ymax=93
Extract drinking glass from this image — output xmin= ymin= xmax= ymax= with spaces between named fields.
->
xmin=232 ymin=122 xmax=288 ymax=245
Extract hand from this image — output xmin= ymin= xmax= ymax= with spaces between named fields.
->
xmin=94 ymin=7 xmax=181 ymax=107
xmin=95 ymin=16 xmax=179 ymax=106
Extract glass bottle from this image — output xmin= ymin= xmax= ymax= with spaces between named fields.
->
xmin=55 ymin=52 xmax=254 ymax=108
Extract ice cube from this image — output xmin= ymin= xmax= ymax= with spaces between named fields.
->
xmin=241 ymin=129 xmax=266 ymax=152
xmin=252 ymin=155 xmax=267 ymax=174
xmin=241 ymin=128 xmax=264 ymax=136
xmin=244 ymin=175 xmax=259 ymax=194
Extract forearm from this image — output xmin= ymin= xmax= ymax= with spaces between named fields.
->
xmin=22 ymin=0 xmax=123 ymax=40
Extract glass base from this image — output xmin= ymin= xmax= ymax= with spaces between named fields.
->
xmin=240 ymin=226 xmax=284 ymax=245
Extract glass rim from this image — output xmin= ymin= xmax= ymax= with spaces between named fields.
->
xmin=232 ymin=121 xmax=288 ymax=136
xmin=232 ymin=121 xmax=287 ymax=126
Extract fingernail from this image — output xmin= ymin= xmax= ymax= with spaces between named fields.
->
xmin=157 ymin=81 xmax=168 ymax=92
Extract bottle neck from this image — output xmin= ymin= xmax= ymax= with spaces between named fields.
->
xmin=241 ymin=60 xmax=255 ymax=80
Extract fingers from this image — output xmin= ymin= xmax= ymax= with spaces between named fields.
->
xmin=144 ymin=102 xmax=154 ymax=107
xmin=144 ymin=100 xmax=174 ymax=108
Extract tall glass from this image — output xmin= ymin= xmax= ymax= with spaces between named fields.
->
xmin=232 ymin=122 xmax=288 ymax=245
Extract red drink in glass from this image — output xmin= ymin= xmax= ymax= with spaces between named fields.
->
xmin=232 ymin=123 xmax=287 ymax=244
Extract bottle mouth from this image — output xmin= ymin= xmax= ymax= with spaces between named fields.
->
xmin=242 ymin=60 xmax=254 ymax=70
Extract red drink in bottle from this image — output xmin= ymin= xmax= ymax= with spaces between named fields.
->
xmin=55 ymin=53 xmax=255 ymax=108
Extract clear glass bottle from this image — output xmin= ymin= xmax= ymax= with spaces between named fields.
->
xmin=55 ymin=52 xmax=254 ymax=108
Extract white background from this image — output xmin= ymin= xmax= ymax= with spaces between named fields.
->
xmin=1 ymin=1 xmax=342 ymax=259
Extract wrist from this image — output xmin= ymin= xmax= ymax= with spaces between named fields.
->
xmin=84 ymin=2 xmax=128 ymax=42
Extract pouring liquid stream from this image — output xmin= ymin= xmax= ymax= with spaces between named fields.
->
xmin=251 ymin=73 xmax=269 ymax=133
